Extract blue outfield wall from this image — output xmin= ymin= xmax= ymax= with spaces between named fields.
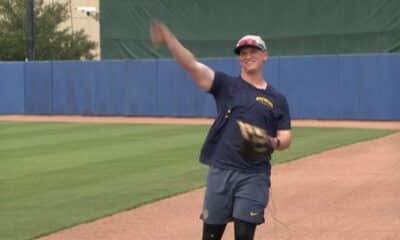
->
xmin=0 ymin=54 xmax=399 ymax=120
xmin=0 ymin=62 xmax=25 ymax=114
xmin=25 ymin=62 xmax=52 ymax=114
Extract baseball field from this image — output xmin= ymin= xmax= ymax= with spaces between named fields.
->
xmin=0 ymin=116 xmax=399 ymax=240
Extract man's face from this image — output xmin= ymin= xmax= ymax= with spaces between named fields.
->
xmin=239 ymin=47 xmax=268 ymax=73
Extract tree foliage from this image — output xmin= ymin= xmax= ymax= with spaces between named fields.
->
xmin=0 ymin=0 xmax=97 ymax=60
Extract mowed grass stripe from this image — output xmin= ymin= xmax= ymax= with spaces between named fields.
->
xmin=0 ymin=122 xmax=396 ymax=240
xmin=2 ymin=167 xmax=206 ymax=240
xmin=3 ymin=151 xmax=204 ymax=206
xmin=1 ymin=123 xmax=209 ymax=240
xmin=2 ymin=143 xmax=204 ymax=202
xmin=0 ymin=122 xmax=80 ymax=135
xmin=0 ymin=123 xmax=191 ymax=150
xmin=1 ymin=124 xmax=208 ymax=180
xmin=2 ymin=168 xmax=206 ymax=240
xmin=0 ymin=125 xmax=198 ymax=160
xmin=0 ymin=124 xmax=85 ymax=140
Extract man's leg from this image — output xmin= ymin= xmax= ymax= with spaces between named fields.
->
xmin=202 ymin=223 xmax=227 ymax=240
xmin=232 ymin=172 xmax=269 ymax=240
xmin=234 ymin=219 xmax=256 ymax=240
xmin=201 ymin=167 xmax=234 ymax=239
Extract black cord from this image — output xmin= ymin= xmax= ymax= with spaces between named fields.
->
xmin=267 ymin=188 xmax=293 ymax=240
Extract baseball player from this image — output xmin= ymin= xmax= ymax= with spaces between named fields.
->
xmin=150 ymin=20 xmax=292 ymax=240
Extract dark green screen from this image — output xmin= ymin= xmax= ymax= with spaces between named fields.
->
xmin=100 ymin=0 xmax=400 ymax=59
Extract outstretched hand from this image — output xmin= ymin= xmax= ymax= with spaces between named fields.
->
xmin=150 ymin=19 xmax=168 ymax=48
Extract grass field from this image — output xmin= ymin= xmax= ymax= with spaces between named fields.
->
xmin=0 ymin=121 xmax=395 ymax=240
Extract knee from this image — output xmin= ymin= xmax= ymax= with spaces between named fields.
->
xmin=234 ymin=219 xmax=256 ymax=240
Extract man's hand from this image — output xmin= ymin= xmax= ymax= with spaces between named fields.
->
xmin=150 ymin=20 xmax=168 ymax=48
xmin=268 ymin=137 xmax=280 ymax=150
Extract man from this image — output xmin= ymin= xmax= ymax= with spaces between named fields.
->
xmin=150 ymin=20 xmax=291 ymax=240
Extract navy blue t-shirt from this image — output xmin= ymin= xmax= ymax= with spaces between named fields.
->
xmin=199 ymin=71 xmax=291 ymax=174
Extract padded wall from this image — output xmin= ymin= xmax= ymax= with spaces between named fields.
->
xmin=0 ymin=62 xmax=25 ymax=114
xmin=1 ymin=54 xmax=399 ymax=120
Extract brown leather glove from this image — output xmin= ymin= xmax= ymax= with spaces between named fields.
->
xmin=237 ymin=120 xmax=273 ymax=158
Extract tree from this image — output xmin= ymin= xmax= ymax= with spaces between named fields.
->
xmin=0 ymin=0 xmax=97 ymax=60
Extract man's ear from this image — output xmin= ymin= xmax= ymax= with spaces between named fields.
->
xmin=263 ymin=51 xmax=269 ymax=61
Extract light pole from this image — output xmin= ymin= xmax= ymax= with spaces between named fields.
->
xmin=25 ymin=0 xmax=35 ymax=61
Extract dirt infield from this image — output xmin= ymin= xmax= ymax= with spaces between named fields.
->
xmin=1 ymin=115 xmax=399 ymax=240
xmin=2 ymin=115 xmax=400 ymax=129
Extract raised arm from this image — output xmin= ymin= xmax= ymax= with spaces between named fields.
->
xmin=150 ymin=20 xmax=214 ymax=92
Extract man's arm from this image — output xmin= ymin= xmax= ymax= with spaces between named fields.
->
xmin=150 ymin=20 xmax=214 ymax=92
xmin=270 ymin=130 xmax=291 ymax=151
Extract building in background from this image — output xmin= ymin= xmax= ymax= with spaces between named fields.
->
xmin=44 ymin=0 xmax=100 ymax=59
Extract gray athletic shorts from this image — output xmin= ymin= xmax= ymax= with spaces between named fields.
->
xmin=200 ymin=166 xmax=270 ymax=225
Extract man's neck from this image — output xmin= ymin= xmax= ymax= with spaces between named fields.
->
xmin=241 ymin=71 xmax=267 ymax=89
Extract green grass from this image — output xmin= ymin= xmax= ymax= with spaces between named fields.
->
xmin=0 ymin=121 xmax=395 ymax=240
xmin=272 ymin=127 xmax=396 ymax=164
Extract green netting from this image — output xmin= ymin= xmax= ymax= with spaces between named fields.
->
xmin=100 ymin=0 xmax=400 ymax=59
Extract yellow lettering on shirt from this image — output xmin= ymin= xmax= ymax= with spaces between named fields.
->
xmin=256 ymin=96 xmax=273 ymax=108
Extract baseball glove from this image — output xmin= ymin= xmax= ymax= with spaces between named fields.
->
xmin=237 ymin=120 xmax=273 ymax=158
